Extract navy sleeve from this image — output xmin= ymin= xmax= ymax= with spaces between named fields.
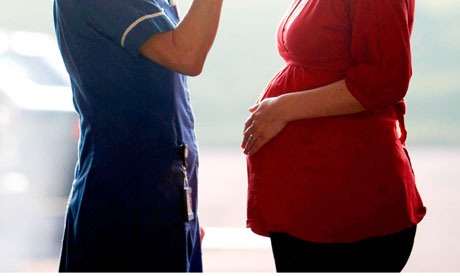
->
xmin=78 ymin=0 xmax=176 ymax=57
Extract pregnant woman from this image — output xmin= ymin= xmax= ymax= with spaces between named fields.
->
xmin=242 ymin=0 xmax=426 ymax=272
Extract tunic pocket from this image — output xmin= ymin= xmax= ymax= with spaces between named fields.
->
xmin=135 ymin=145 xmax=190 ymax=227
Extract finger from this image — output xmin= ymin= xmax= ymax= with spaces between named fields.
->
xmin=244 ymin=134 xmax=258 ymax=154
xmin=242 ymin=132 xmax=256 ymax=149
xmin=244 ymin=116 xmax=254 ymax=133
xmin=249 ymin=103 xmax=259 ymax=113
xmin=242 ymin=126 xmax=255 ymax=149
xmin=248 ymin=137 xmax=267 ymax=155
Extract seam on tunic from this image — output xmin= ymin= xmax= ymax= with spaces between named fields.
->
xmin=121 ymin=11 xmax=166 ymax=47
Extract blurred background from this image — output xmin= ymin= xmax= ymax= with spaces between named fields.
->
xmin=0 ymin=0 xmax=459 ymax=272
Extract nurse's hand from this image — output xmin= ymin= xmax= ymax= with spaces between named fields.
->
xmin=241 ymin=97 xmax=288 ymax=155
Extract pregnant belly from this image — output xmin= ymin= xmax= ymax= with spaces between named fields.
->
xmin=256 ymin=63 xmax=400 ymax=156
xmin=259 ymin=64 xmax=345 ymax=100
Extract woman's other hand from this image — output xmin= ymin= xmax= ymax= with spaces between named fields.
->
xmin=242 ymin=97 xmax=288 ymax=155
xmin=200 ymin=227 xmax=205 ymax=243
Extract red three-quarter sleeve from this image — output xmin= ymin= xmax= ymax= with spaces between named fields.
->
xmin=345 ymin=0 xmax=414 ymax=112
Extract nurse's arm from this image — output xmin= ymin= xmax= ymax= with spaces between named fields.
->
xmin=140 ymin=0 xmax=223 ymax=76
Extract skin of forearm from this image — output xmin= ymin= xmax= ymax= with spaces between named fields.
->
xmin=172 ymin=0 xmax=223 ymax=74
xmin=277 ymin=79 xmax=365 ymax=122
xmin=140 ymin=0 xmax=223 ymax=75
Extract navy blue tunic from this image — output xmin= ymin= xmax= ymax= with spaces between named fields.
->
xmin=54 ymin=0 xmax=202 ymax=272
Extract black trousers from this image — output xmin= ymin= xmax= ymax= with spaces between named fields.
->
xmin=269 ymin=226 xmax=417 ymax=273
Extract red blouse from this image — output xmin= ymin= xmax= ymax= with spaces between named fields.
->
xmin=246 ymin=0 xmax=426 ymax=243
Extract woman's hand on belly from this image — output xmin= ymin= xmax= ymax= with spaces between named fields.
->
xmin=241 ymin=97 xmax=288 ymax=155
xmin=241 ymin=80 xmax=367 ymax=155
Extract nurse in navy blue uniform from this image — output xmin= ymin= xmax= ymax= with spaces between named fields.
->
xmin=53 ymin=0 xmax=223 ymax=272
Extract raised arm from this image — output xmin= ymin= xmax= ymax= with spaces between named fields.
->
xmin=140 ymin=0 xmax=224 ymax=76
